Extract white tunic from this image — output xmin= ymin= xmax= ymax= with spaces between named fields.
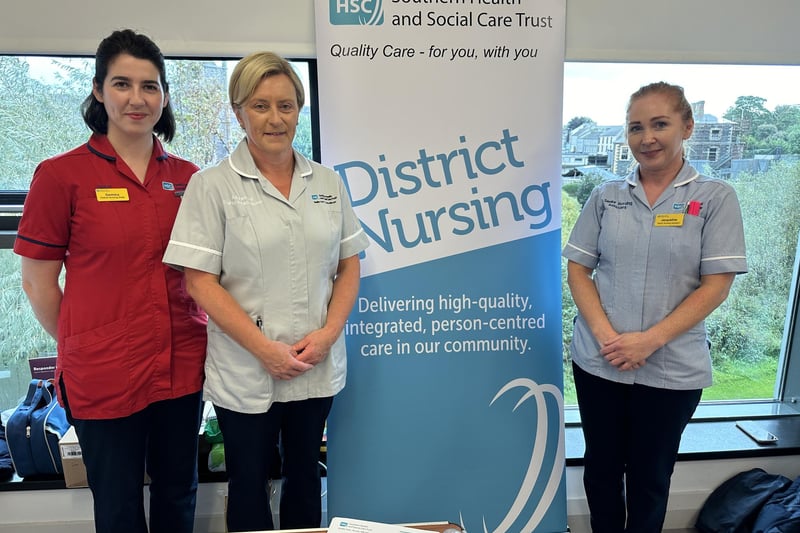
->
xmin=164 ymin=139 xmax=369 ymax=413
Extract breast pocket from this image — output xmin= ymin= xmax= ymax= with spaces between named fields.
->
xmin=222 ymin=214 xmax=261 ymax=279
xmin=672 ymin=214 xmax=703 ymax=266
xmin=73 ymin=196 xmax=131 ymax=254
xmin=307 ymin=204 xmax=342 ymax=260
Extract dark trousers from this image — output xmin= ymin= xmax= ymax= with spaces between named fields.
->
xmin=65 ymin=390 xmax=203 ymax=533
xmin=215 ymin=396 xmax=333 ymax=532
xmin=573 ymin=363 xmax=702 ymax=533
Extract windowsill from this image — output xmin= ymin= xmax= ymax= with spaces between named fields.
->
xmin=0 ymin=441 xmax=319 ymax=492
xmin=565 ymin=400 xmax=800 ymax=466
xmin=564 ymin=399 xmax=800 ymax=426
xmin=4 ymin=403 xmax=800 ymax=491
xmin=0 ymin=470 xmax=234 ymax=493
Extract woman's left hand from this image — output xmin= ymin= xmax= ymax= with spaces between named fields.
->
xmin=293 ymin=327 xmax=338 ymax=366
xmin=600 ymin=332 xmax=658 ymax=371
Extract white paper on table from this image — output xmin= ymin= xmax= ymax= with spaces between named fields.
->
xmin=327 ymin=517 xmax=433 ymax=533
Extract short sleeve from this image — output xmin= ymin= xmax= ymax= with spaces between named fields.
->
xmin=14 ymin=160 xmax=71 ymax=261
xmin=338 ymin=176 xmax=369 ymax=259
xmin=699 ymin=182 xmax=747 ymax=275
xmin=163 ymin=171 xmax=225 ymax=274
xmin=562 ymin=185 xmax=604 ymax=269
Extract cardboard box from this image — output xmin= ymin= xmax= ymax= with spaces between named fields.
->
xmin=58 ymin=426 xmax=87 ymax=488
xmin=58 ymin=426 xmax=151 ymax=488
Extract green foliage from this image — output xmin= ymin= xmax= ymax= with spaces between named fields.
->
xmin=167 ymin=62 xmax=315 ymax=163
xmin=565 ymin=116 xmax=594 ymax=131
xmin=294 ymin=107 xmax=314 ymax=160
xmin=701 ymin=358 xmax=779 ymax=401
xmin=0 ymin=57 xmax=91 ymax=189
xmin=773 ymin=105 xmax=800 ymax=130
xmin=562 ymin=357 xmax=780 ymax=406
xmin=0 ymin=252 xmax=56 ymax=367
xmin=561 ymin=191 xmax=580 ymax=247
xmin=723 ymin=95 xmax=771 ymax=132
xmin=723 ymin=96 xmax=800 ymax=157
xmin=708 ymin=162 xmax=800 ymax=370
xmin=167 ymin=61 xmax=235 ymax=166
xmin=0 ymin=58 xmax=316 ymax=188
xmin=563 ymin=173 xmax=604 ymax=207
xmin=561 ymin=192 xmax=580 ymax=365
xmin=0 ymin=251 xmax=57 ymax=409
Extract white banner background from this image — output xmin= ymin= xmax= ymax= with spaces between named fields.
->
xmin=315 ymin=1 xmax=567 ymax=531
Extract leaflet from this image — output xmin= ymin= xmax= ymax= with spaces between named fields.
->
xmin=327 ymin=517 xmax=432 ymax=533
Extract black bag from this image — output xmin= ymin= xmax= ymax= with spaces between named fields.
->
xmin=695 ymin=468 xmax=793 ymax=533
xmin=6 ymin=379 xmax=71 ymax=477
xmin=0 ymin=421 xmax=14 ymax=481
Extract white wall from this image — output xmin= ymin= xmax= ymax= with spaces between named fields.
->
xmin=567 ymin=456 xmax=800 ymax=532
xmin=2 ymin=455 xmax=800 ymax=532
xmin=0 ymin=0 xmax=798 ymax=65
xmin=1 ymin=1 xmax=799 ymax=530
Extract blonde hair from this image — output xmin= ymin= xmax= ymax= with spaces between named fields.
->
xmin=229 ymin=51 xmax=305 ymax=110
xmin=627 ymin=81 xmax=693 ymax=124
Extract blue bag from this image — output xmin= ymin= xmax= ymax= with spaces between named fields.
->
xmin=752 ymin=475 xmax=800 ymax=533
xmin=6 ymin=379 xmax=70 ymax=477
xmin=695 ymin=468 xmax=792 ymax=533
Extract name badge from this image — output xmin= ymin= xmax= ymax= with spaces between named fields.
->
xmin=95 ymin=188 xmax=130 ymax=202
xmin=654 ymin=213 xmax=684 ymax=227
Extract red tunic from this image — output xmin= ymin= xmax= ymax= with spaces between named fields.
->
xmin=14 ymin=134 xmax=207 ymax=419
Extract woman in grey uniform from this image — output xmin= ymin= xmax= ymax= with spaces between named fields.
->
xmin=562 ymin=82 xmax=747 ymax=533
xmin=164 ymin=51 xmax=369 ymax=532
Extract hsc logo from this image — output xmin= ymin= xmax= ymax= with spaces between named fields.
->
xmin=329 ymin=0 xmax=384 ymax=26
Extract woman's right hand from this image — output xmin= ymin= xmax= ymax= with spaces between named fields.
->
xmin=601 ymin=332 xmax=653 ymax=371
xmin=184 ymin=268 xmax=314 ymax=380
xmin=258 ymin=340 xmax=313 ymax=380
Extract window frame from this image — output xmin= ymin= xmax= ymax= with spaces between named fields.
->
xmin=778 ymin=232 xmax=800 ymax=402
xmin=0 ymin=194 xmax=24 ymax=247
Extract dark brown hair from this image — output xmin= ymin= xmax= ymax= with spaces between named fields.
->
xmin=81 ymin=29 xmax=176 ymax=141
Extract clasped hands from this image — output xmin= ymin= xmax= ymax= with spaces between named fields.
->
xmin=600 ymin=331 xmax=658 ymax=371
xmin=259 ymin=327 xmax=337 ymax=380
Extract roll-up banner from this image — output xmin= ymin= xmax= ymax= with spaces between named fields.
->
xmin=314 ymin=1 xmax=567 ymax=531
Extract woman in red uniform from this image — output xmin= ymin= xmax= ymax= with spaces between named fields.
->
xmin=14 ymin=29 xmax=207 ymax=533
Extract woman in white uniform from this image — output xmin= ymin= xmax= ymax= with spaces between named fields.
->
xmin=164 ymin=51 xmax=369 ymax=532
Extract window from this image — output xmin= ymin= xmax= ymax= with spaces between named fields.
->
xmin=0 ymin=55 xmax=318 ymax=412
xmin=598 ymin=135 xmax=613 ymax=153
xmin=562 ymin=62 xmax=800 ymax=414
